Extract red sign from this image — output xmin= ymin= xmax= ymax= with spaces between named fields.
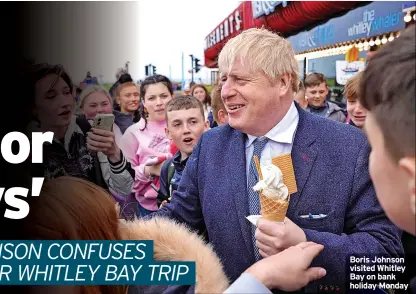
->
xmin=204 ymin=1 xmax=361 ymax=68
xmin=204 ymin=3 xmax=246 ymax=67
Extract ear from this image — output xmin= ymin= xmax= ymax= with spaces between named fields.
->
xmin=399 ymin=157 xmax=416 ymax=215
xmin=278 ymin=73 xmax=291 ymax=96
xmin=204 ymin=119 xmax=210 ymax=130
xmin=218 ymin=109 xmax=227 ymax=125
xmin=165 ymin=127 xmax=172 ymax=140
xmin=116 ymin=95 xmax=121 ymax=105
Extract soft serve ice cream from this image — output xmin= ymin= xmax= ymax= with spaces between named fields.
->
xmin=253 ymin=163 xmax=289 ymax=201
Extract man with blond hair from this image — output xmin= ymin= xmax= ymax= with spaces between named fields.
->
xmin=155 ymin=28 xmax=402 ymax=292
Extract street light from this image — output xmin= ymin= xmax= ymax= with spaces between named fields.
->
xmin=189 ymin=55 xmax=195 ymax=83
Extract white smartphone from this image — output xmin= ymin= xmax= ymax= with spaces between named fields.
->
xmin=92 ymin=113 xmax=115 ymax=131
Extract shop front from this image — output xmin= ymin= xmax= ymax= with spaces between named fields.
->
xmin=204 ymin=1 xmax=414 ymax=88
xmin=204 ymin=1 xmax=364 ymax=71
xmin=290 ymin=1 xmax=413 ymax=101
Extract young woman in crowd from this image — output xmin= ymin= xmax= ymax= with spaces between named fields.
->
xmin=78 ymin=85 xmax=138 ymax=218
xmin=119 ymin=75 xmax=174 ymax=217
xmin=28 ymin=64 xmax=134 ymax=197
xmin=344 ymin=71 xmax=367 ymax=130
xmin=191 ymin=84 xmax=212 ymax=122
xmin=79 ymin=84 xmax=131 ymax=144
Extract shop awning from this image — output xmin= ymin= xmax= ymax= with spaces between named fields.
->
xmin=204 ymin=1 xmax=366 ymax=68
xmin=253 ymin=1 xmax=362 ymax=33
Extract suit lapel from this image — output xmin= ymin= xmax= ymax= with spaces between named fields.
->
xmin=289 ymin=106 xmax=318 ymax=212
xmin=224 ymin=107 xmax=318 ymax=256
xmin=228 ymin=129 xmax=254 ymax=258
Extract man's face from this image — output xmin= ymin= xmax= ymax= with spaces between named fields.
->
xmin=365 ymin=112 xmax=415 ymax=234
xmin=305 ymin=82 xmax=328 ymax=108
xmin=166 ymin=108 xmax=208 ymax=158
xmin=220 ymin=57 xmax=289 ymax=136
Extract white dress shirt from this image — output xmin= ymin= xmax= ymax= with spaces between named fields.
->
xmin=245 ymin=102 xmax=299 ymax=183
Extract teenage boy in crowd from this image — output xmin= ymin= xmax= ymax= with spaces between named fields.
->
xmin=304 ymin=73 xmax=346 ymax=123
xmin=157 ymin=96 xmax=209 ymax=207
xmin=344 ymin=72 xmax=367 ymax=130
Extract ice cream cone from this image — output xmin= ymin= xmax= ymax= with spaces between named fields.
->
xmin=272 ymin=154 xmax=297 ymax=195
xmin=253 ymin=155 xmax=293 ymax=223
xmin=259 ymin=193 xmax=290 ymax=222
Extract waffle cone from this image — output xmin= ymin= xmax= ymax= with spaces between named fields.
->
xmin=259 ymin=193 xmax=290 ymax=222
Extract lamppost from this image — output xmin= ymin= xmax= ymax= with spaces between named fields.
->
xmin=189 ymin=54 xmax=194 ymax=83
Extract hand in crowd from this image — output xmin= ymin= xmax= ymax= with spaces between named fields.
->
xmin=159 ymin=200 xmax=168 ymax=209
xmin=255 ymin=217 xmax=306 ymax=257
xmin=245 ymin=242 xmax=326 ymax=291
xmin=87 ymin=128 xmax=121 ymax=163
xmin=144 ymin=161 xmax=165 ymax=177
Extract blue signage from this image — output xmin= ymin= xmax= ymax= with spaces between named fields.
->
xmin=288 ymin=1 xmax=414 ymax=53
xmin=252 ymin=1 xmax=288 ymax=19
xmin=403 ymin=2 xmax=416 ymax=10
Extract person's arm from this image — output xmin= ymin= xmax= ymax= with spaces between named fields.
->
xmin=106 ymin=150 xmax=135 ymax=196
xmin=225 ymin=242 xmax=326 ymax=293
xmin=157 ymin=160 xmax=171 ymax=206
xmin=223 ymin=273 xmax=272 ymax=294
xmin=150 ymin=135 xmax=205 ymax=232
xmin=303 ymin=141 xmax=403 ymax=283
xmin=119 ymin=127 xmax=150 ymax=183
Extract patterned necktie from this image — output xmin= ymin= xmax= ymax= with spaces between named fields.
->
xmin=247 ymin=137 xmax=269 ymax=260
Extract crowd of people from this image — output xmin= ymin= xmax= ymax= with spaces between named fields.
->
xmin=13 ymin=24 xmax=416 ymax=294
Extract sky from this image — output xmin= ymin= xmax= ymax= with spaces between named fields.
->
xmin=27 ymin=1 xmax=240 ymax=85
xmin=137 ymin=0 xmax=241 ymax=83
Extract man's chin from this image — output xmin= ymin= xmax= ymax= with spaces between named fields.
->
xmin=228 ymin=118 xmax=244 ymax=131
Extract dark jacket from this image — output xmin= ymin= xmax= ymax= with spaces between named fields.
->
xmin=113 ymin=109 xmax=140 ymax=134
xmin=157 ymin=151 xmax=188 ymax=207
xmin=306 ymin=100 xmax=347 ymax=123
xmin=155 ymin=104 xmax=403 ymax=292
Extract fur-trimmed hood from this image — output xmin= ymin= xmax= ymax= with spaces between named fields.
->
xmin=118 ymin=216 xmax=230 ymax=293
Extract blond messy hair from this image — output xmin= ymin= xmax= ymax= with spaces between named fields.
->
xmin=218 ymin=27 xmax=300 ymax=92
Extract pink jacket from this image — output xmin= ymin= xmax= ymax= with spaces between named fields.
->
xmin=119 ymin=118 xmax=171 ymax=211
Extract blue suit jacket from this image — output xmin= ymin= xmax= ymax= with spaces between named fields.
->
xmin=155 ymin=104 xmax=403 ymax=292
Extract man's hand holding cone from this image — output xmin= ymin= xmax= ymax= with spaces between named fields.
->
xmin=253 ymin=153 xmax=307 ymax=257
xmin=255 ymin=217 xmax=307 ymax=257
